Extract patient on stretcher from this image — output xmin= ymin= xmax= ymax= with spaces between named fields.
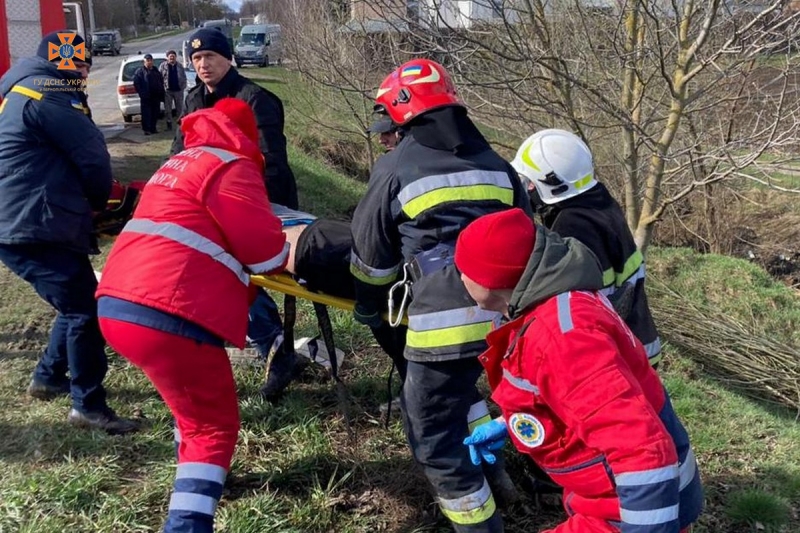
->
xmin=272 ymin=204 xmax=356 ymax=300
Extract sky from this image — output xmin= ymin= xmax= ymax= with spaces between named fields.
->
xmin=224 ymin=0 xmax=243 ymax=12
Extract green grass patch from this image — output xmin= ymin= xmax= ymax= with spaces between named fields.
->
xmin=648 ymin=246 xmax=800 ymax=345
xmin=126 ymin=28 xmax=187 ymax=44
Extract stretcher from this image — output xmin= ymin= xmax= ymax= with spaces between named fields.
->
xmin=249 ymin=273 xmax=406 ymax=377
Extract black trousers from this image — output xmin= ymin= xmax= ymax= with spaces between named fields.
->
xmin=140 ymin=97 xmax=161 ymax=132
xmin=0 ymin=243 xmax=108 ymax=412
xmin=402 ymin=357 xmax=504 ymax=532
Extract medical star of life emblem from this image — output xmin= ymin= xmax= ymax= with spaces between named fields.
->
xmin=509 ymin=413 xmax=545 ymax=448
xmin=47 ymin=32 xmax=86 ymax=70
xmin=192 ymin=38 xmax=202 ymax=49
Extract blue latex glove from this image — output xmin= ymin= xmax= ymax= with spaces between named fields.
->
xmin=463 ymin=417 xmax=508 ymax=466
xmin=353 ymin=302 xmax=383 ymax=329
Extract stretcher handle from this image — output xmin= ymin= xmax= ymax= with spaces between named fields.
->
xmin=250 ymin=274 xmax=407 ymax=326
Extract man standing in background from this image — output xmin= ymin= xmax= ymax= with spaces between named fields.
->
xmin=133 ymin=53 xmax=165 ymax=135
xmin=159 ymin=50 xmax=187 ymax=131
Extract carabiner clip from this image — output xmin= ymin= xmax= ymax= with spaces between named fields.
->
xmin=387 ymin=263 xmax=411 ymax=327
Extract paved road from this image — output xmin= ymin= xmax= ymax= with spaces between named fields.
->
xmin=88 ymin=30 xmax=194 ymax=129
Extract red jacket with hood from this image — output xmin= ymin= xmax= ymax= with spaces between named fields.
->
xmin=96 ymin=107 xmax=288 ymax=346
xmin=481 ymin=227 xmax=703 ymax=532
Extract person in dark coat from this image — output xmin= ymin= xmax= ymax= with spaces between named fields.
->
xmin=170 ymin=28 xmax=302 ymax=399
xmin=0 ymin=31 xmax=137 ymax=434
xmin=133 ymin=53 xmax=165 ymax=135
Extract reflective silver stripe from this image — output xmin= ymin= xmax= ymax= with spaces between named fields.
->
xmin=169 ymin=492 xmax=218 ymax=515
xmin=408 ymin=306 xmax=499 ymax=332
xmin=196 ymin=145 xmax=240 ymax=163
xmin=397 ymin=169 xmax=513 ymax=206
xmin=176 ymin=462 xmax=227 ymax=484
xmin=598 ymin=285 xmax=616 ymax=297
xmin=679 ymin=448 xmax=697 ymax=491
xmin=502 ymin=368 xmax=540 ymax=395
xmin=122 ymin=218 xmax=249 ymax=285
xmin=350 ymin=252 xmax=400 ymax=279
xmin=467 ymin=400 xmax=490 ymax=425
xmin=556 ymin=292 xmax=573 ymax=333
xmin=621 ymin=264 xmax=646 ymax=286
xmin=246 ymin=242 xmax=290 ymax=274
xmin=616 ymin=464 xmax=679 ymax=486
xmin=174 ymin=427 xmax=181 ymax=443
xmin=645 ymin=338 xmax=662 ymax=358
xmin=620 ymin=504 xmax=679 ymax=525
xmin=438 ymin=478 xmax=493 ymax=511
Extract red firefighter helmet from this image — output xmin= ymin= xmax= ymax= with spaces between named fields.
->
xmin=375 ymin=59 xmax=463 ymax=125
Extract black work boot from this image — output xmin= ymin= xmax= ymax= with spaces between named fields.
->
xmin=27 ymin=378 xmax=70 ymax=400
xmin=68 ymin=407 xmax=139 ymax=435
xmin=260 ymin=342 xmax=309 ymax=402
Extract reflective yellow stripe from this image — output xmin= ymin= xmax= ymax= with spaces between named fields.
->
xmin=616 ymin=250 xmax=643 ymax=286
xmin=402 ymin=185 xmax=514 ymax=219
xmin=521 ymin=142 xmax=541 ymax=171
xmin=11 ymin=86 xmax=43 ymax=100
xmin=649 ymin=352 xmax=663 ymax=367
xmin=574 ymin=173 xmax=594 ymax=189
xmin=0 ymin=99 xmax=7 ymax=114
xmin=406 ymin=321 xmax=492 ymax=349
xmin=349 ymin=263 xmax=397 ymax=285
xmin=602 ymin=267 xmax=615 ymax=287
xmin=440 ymin=491 xmax=497 ymax=525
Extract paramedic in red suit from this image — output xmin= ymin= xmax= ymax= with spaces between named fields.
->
xmin=95 ymin=98 xmax=289 ymax=533
xmin=456 ymin=209 xmax=704 ymax=533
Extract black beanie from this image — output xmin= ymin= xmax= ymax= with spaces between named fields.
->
xmin=188 ymin=28 xmax=232 ymax=61
xmin=37 ymin=30 xmax=92 ymax=66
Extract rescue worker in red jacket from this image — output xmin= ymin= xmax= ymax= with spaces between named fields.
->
xmin=455 ymin=209 xmax=704 ymax=533
xmin=512 ymin=130 xmax=662 ymax=366
xmin=350 ymin=59 xmax=532 ymax=532
xmin=96 ymin=98 xmax=289 ymax=533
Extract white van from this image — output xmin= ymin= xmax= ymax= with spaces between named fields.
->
xmin=234 ymin=24 xmax=282 ymax=68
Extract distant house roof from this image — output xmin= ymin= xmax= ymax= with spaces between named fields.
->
xmin=339 ymin=18 xmax=410 ymax=34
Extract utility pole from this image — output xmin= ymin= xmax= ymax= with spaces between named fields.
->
xmin=87 ymin=0 xmax=96 ymax=34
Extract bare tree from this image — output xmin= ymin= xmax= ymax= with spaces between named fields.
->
xmin=276 ymin=0 xmax=416 ymax=175
xmin=291 ymin=0 xmax=800 ymax=250
xmin=144 ymin=0 xmax=165 ymax=28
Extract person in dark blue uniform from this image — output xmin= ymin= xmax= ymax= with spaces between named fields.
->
xmin=0 ymin=31 xmax=137 ymax=434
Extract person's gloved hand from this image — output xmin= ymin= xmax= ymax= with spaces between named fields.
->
xmin=463 ymin=417 xmax=508 ymax=466
xmin=353 ymin=302 xmax=383 ymax=329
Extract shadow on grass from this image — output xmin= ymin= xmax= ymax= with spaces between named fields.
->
xmin=0 ymin=419 xmax=171 ymax=464
xmin=695 ymin=468 xmax=800 ymax=532
xmin=0 ymin=348 xmax=40 ymax=362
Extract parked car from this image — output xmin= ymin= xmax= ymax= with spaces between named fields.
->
xmin=91 ymin=30 xmax=122 ymax=56
xmin=234 ymin=23 xmax=282 ymax=68
xmin=117 ymin=53 xmax=197 ymax=123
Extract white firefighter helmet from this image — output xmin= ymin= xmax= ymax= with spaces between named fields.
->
xmin=511 ymin=129 xmax=597 ymax=205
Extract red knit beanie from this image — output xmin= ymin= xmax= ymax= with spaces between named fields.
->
xmin=455 ymin=208 xmax=536 ymax=290
xmin=214 ymin=97 xmax=259 ymax=144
